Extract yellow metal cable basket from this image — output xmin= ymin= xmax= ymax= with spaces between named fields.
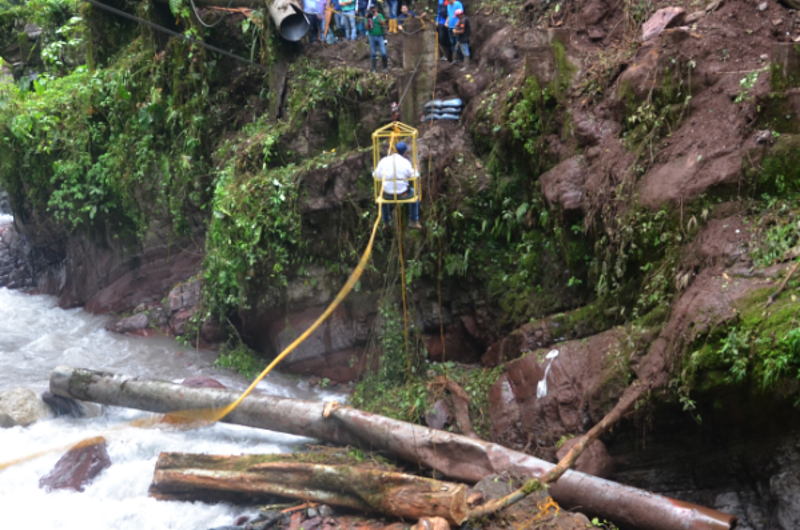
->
xmin=372 ymin=121 xmax=421 ymax=205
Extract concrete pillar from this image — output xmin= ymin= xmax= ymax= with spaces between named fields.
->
xmin=398 ymin=18 xmax=436 ymax=124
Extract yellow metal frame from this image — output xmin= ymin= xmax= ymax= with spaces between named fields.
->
xmin=372 ymin=121 xmax=421 ymax=205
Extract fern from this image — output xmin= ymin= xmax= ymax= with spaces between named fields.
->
xmin=169 ymin=0 xmax=182 ymax=17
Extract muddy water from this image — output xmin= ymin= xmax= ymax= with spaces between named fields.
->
xmin=0 ymin=286 xmax=344 ymax=529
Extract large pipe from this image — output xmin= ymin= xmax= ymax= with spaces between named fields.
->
xmin=155 ymin=0 xmax=309 ymax=42
xmin=50 ymin=366 xmax=736 ymax=530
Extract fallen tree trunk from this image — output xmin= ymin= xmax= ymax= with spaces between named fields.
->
xmin=150 ymin=453 xmax=468 ymax=525
xmin=50 ymin=366 xmax=736 ymax=530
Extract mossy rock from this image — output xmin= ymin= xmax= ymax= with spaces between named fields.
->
xmin=757 ymin=134 xmax=800 ymax=194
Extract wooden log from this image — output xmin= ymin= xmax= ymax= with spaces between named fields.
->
xmin=150 ymin=453 xmax=468 ymax=525
xmin=50 ymin=366 xmax=735 ymax=530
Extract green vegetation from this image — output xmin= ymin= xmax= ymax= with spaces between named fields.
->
xmin=214 ymin=340 xmax=266 ymax=380
xmin=681 ymin=282 xmax=800 ymax=396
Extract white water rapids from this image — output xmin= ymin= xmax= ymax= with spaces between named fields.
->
xmin=0 ymin=285 xmax=345 ymax=529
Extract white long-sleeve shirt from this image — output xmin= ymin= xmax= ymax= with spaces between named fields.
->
xmin=374 ymin=153 xmax=416 ymax=195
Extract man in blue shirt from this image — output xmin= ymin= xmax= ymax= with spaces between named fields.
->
xmin=446 ymin=0 xmax=463 ymax=58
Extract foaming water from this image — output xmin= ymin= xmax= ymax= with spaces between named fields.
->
xmin=0 ymin=213 xmax=12 ymax=224
xmin=0 ymin=287 xmax=345 ymax=529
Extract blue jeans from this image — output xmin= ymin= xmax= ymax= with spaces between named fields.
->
xmin=382 ymin=188 xmax=419 ymax=224
xmin=449 ymin=30 xmax=458 ymax=54
xmin=369 ymin=34 xmax=387 ymax=59
xmin=386 ymin=0 xmax=398 ymax=18
xmin=357 ymin=7 xmax=368 ymax=36
xmin=341 ymin=11 xmax=356 ymax=40
xmin=306 ymin=13 xmax=321 ymax=42
xmin=456 ymin=41 xmax=469 ymax=59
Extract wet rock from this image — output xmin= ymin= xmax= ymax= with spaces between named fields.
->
xmin=41 ymin=391 xmax=85 ymax=418
xmin=637 ymin=146 xmax=742 ymax=208
xmin=539 ymin=155 xmax=586 ymax=211
xmin=471 ymin=473 xmax=591 ymax=528
xmin=0 ymin=387 xmax=50 ymax=427
xmin=169 ymin=308 xmax=195 ymax=336
xmin=0 ymin=223 xmax=34 ymax=290
xmin=685 ymin=215 xmax=750 ymax=266
xmin=106 ymin=312 xmax=150 ymax=334
xmin=39 ymin=437 xmax=111 ymax=492
xmin=579 ymin=0 xmax=612 ymax=26
xmin=0 ymin=190 xmax=10 ymax=214
xmin=642 ymin=7 xmax=686 ymax=41
xmin=182 ymin=377 xmax=226 ymax=389
xmin=425 ymin=400 xmax=451 ymax=430
xmin=771 ymin=472 xmax=800 ymax=530
xmin=488 ymin=328 xmax=640 ymax=444
xmin=318 ymin=505 xmax=334 ymax=517
xmin=201 ymin=315 xmax=227 ymax=343
xmin=487 ymin=374 xmax=523 ymax=447
xmin=169 ymin=279 xmax=201 ymax=313
xmin=555 ymin=437 xmax=615 ymax=478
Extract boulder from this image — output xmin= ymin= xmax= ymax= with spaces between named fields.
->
xmin=39 ymin=437 xmax=111 ymax=492
xmin=771 ymin=471 xmax=800 ymax=530
xmin=539 ymin=156 xmax=586 ymax=211
xmin=0 ymin=387 xmax=50 ymax=427
xmin=168 ymin=279 xmax=201 ymax=313
xmin=642 ymin=7 xmax=686 ymax=41
xmin=636 ymin=146 xmax=741 ymax=209
xmin=106 ymin=312 xmax=150 ymax=334
xmin=555 ymin=437 xmax=615 ymax=478
xmin=41 ymin=391 xmax=85 ymax=418
xmin=488 ymin=328 xmax=639 ymax=445
xmin=425 ymin=400 xmax=451 ymax=430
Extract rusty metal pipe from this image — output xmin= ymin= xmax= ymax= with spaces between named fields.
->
xmin=50 ymin=366 xmax=736 ymax=530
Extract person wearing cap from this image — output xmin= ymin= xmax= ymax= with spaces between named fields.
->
xmin=374 ymin=141 xmax=422 ymax=230
xmin=452 ymin=9 xmax=471 ymax=67
xmin=367 ymin=4 xmax=389 ymax=73
xmin=445 ymin=0 xmax=463 ymax=56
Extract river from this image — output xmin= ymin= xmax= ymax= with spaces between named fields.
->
xmin=0 ymin=279 xmax=344 ymax=529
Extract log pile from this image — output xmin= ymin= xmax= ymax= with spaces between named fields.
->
xmin=50 ymin=366 xmax=737 ymax=530
xmin=150 ymin=453 xmax=468 ymax=525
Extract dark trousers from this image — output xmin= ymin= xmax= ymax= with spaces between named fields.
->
xmin=381 ymin=189 xmax=419 ymax=224
xmin=306 ymin=13 xmax=321 ymax=42
xmin=437 ymin=24 xmax=452 ymax=60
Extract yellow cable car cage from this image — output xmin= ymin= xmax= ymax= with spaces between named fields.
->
xmin=372 ymin=121 xmax=421 ymax=205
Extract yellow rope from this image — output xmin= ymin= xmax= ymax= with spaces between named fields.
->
xmin=395 ymin=201 xmax=411 ymax=378
xmin=171 ymin=214 xmax=383 ymax=424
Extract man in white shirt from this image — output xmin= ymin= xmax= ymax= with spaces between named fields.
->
xmin=374 ymin=141 xmax=421 ymax=229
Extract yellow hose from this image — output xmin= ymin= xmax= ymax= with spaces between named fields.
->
xmin=165 ymin=214 xmax=383 ymax=424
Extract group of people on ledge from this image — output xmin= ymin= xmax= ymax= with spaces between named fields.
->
xmin=302 ymin=0 xmax=418 ymax=45
xmin=302 ymin=0 xmax=471 ymax=71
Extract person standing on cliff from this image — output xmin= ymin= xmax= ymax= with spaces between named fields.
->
xmin=374 ymin=141 xmax=422 ymax=230
xmin=436 ymin=0 xmax=452 ymax=61
xmin=367 ymin=5 xmax=389 ymax=73
xmin=452 ymin=9 xmax=471 ymax=67
xmin=445 ymin=0 xmax=463 ymax=58
xmin=304 ymin=0 xmax=323 ymax=43
xmin=340 ymin=0 xmax=357 ymax=40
